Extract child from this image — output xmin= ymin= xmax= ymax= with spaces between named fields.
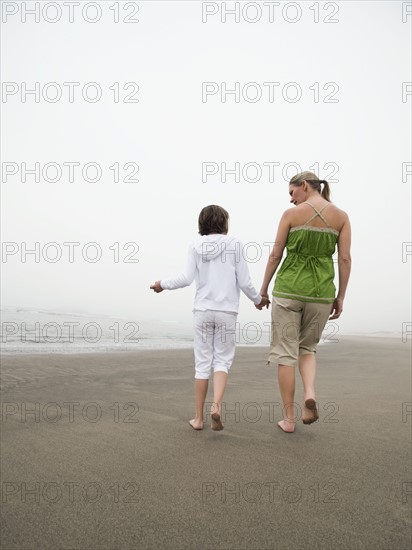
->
xmin=150 ymin=205 xmax=269 ymax=431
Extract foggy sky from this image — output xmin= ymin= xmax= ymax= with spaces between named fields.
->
xmin=1 ymin=1 xmax=411 ymax=335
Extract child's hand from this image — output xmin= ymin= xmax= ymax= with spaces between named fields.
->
xmin=150 ymin=281 xmax=163 ymax=293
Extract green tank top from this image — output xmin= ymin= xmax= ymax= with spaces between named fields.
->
xmin=273 ymin=202 xmax=339 ymax=303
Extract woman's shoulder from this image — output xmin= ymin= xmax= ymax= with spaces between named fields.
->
xmin=327 ymin=203 xmax=349 ymax=223
xmin=286 ymin=201 xmax=349 ymax=232
xmin=326 ymin=202 xmax=347 ymax=214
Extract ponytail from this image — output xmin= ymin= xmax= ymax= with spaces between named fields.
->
xmin=289 ymin=171 xmax=332 ymax=202
xmin=319 ymin=180 xmax=331 ymax=202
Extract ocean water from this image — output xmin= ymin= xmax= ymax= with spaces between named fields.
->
xmin=2 ymin=307 xmax=397 ymax=356
xmin=0 ymin=307 xmax=195 ymax=355
xmin=0 ymin=307 xmax=273 ymax=355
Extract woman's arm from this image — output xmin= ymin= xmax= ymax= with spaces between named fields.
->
xmin=330 ymin=214 xmax=351 ymax=319
xmin=260 ymin=211 xmax=290 ymax=296
xmin=235 ymin=240 xmax=264 ymax=305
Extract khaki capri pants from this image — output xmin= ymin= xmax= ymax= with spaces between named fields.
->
xmin=268 ymin=297 xmax=333 ymax=368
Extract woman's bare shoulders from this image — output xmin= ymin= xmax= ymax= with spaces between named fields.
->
xmin=285 ymin=202 xmax=349 ymax=233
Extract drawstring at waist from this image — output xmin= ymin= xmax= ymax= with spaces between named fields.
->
xmin=286 ymin=252 xmax=334 ymax=298
xmin=304 ymin=256 xmax=320 ymax=297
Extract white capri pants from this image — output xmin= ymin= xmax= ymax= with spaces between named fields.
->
xmin=193 ymin=310 xmax=237 ymax=379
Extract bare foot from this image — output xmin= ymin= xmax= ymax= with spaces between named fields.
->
xmin=188 ymin=419 xmax=204 ymax=430
xmin=302 ymin=398 xmax=319 ymax=425
xmin=277 ymin=420 xmax=295 ymax=433
xmin=211 ymin=413 xmax=224 ymax=431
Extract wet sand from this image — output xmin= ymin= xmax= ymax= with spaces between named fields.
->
xmin=1 ymin=336 xmax=411 ymax=549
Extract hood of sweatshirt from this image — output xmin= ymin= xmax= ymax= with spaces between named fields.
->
xmin=194 ymin=234 xmax=238 ymax=262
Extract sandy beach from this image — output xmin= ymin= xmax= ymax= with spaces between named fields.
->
xmin=1 ymin=336 xmax=411 ymax=549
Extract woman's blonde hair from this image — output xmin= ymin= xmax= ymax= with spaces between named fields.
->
xmin=289 ymin=171 xmax=331 ymax=202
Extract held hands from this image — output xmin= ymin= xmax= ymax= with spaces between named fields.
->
xmin=255 ymin=293 xmax=271 ymax=311
xmin=150 ymin=281 xmax=163 ymax=293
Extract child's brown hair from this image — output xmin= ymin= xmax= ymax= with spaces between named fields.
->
xmin=198 ymin=205 xmax=229 ymax=236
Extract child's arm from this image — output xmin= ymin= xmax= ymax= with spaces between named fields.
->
xmin=158 ymin=245 xmax=197 ymax=291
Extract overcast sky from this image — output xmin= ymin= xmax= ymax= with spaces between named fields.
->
xmin=1 ymin=1 xmax=411 ymax=335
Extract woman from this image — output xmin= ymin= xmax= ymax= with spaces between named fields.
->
xmin=259 ymin=171 xmax=351 ymax=433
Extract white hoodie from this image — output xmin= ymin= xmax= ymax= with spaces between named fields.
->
xmin=160 ymin=234 xmax=262 ymax=313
